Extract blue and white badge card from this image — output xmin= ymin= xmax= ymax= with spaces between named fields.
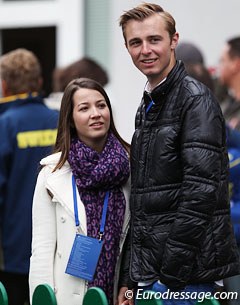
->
xmin=65 ymin=234 xmax=103 ymax=282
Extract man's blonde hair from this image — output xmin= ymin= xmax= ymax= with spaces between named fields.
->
xmin=0 ymin=48 xmax=42 ymax=94
xmin=119 ymin=3 xmax=176 ymax=43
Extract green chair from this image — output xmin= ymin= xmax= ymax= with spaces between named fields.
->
xmin=137 ymin=290 xmax=163 ymax=305
xmin=83 ymin=287 xmax=108 ymax=305
xmin=0 ymin=282 xmax=8 ymax=305
xmin=32 ymin=284 xmax=57 ymax=305
xmin=195 ymin=298 xmax=220 ymax=305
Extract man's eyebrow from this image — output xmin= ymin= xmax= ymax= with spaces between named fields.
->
xmin=148 ymin=35 xmax=162 ymax=39
xmin=149 ymin=34 xmax=161 ymax=38
xmin=128 ymin=37 xmax=141 ymax=44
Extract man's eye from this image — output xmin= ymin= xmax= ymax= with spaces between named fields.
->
xmin=151 ymin=38 xmax=160 ymax=43
xmin=130 ymin=41 xmax=140 ymax=46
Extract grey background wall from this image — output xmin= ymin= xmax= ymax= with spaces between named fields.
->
xmin=0 ymin=0 xmax=239 ymax=142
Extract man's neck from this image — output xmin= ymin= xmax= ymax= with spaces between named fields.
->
xmin=146 ymin=59 xmax=177 ymax=92
xmin=145 ymin=77 xmax=167 ymax=93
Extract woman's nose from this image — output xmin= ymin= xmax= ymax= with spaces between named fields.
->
xmin=90 ymin=107 xmax=101 ymax=118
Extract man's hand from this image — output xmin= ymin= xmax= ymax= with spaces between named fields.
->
xmin=116 ymin=286 xmax=134 ymax=305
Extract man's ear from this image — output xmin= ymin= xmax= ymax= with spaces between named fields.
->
xmin=171 ymin=32 xmax=179 ymax=50
xmin=1 ymin=79 xmax=11 ymax=97
xmin=125 ymin=42 xmax=132 ymax=57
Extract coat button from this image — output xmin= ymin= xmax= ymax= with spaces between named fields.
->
xmin=60 ymin=216 xmax=66 ymax=223
xmin=57 ymin=252 xmax=62 ymax=258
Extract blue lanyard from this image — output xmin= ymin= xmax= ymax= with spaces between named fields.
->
xmin=72 ymin=175 xmax=109 ymax=240
xmin=146 ymin=99 xmax=155 ymax=114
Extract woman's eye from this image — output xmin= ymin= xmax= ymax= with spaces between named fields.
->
xmin=79 ymin=107 xmax=88 ymax=112
xmin=98 ymin=103 xmax=106 ymax=109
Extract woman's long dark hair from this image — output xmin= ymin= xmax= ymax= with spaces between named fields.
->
xmin=53 ymin=77 xmax=130 ymax=171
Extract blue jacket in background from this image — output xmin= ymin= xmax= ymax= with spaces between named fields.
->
xmin=226 ymin=124 xmax=240 ymax=148
xmin=228 ymin=147 xmax=240 ymax=245
xmin=0 ymin=94 xmax=59 ymax=274
xmin=0 ymin=99 xmax=20 ymax=116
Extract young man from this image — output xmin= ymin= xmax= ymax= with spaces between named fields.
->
xmin=118 ymin=3 xmax=240 ymax=305
xmin=0 ymin=48 xmax=58 ymax=305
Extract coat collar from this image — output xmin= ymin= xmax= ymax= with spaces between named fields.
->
xmin=42 ymin=153 xmax=87 ymax=235
xmin=144 ymin=60 xmax=187 ymax=104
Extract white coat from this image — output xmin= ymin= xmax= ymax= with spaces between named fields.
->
xmin=29 ymin=152 xmax=130 ymax=305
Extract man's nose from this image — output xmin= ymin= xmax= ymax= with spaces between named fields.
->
xmin=141 ymin=41 xmax=151 ymax=54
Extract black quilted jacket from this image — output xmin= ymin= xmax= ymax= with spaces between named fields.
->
xmin=120 ymin=61 xmax=240 ymax=290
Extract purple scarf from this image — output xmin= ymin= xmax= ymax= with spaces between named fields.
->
xmin=68 ymin=132 xmax=130 ymax=305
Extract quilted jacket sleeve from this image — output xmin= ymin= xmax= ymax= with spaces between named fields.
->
xmin=118 ymin=230 xmax=136 ymax=289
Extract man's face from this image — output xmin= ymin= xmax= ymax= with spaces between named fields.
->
xmin=124 ymin=13 xmax=178 ymax=88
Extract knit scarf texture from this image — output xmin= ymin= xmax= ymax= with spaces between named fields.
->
xmin=68 ymin=132 xmax=130 ymax=305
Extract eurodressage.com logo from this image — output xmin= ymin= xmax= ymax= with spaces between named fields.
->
xmin=125 ymin=289 xmax=238 ymax=303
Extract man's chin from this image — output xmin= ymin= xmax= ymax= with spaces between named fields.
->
xmin=138 ymin=68 xmax=156 ymax=78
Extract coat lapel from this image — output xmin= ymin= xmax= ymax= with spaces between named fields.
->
xmin=46 ymin=166 xmax=87 ymax=235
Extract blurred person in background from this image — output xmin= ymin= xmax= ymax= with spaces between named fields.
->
xmin=0 ymin=94 xmax=21 ymax=116
xmin=0 ymin=48 xmax=58 ymax=305
xmin=45 ymin=57 xmax=109 ymax=110
xmin=176 ymin=41 xmax=205 ymax=65
xmin=225 ymin=142 xmax=240 ymax=305
xmin=217 ymin=36 xmax=240 ymax=305
xmin=218 ymin=37 xmax=240 ymax=130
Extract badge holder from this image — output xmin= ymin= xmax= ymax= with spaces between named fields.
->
xmin=65 ymin=175 xmax=109 ymax=282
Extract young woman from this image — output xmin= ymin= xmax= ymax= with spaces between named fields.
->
xmin=29 ymin=78 xmax=130 ymax=305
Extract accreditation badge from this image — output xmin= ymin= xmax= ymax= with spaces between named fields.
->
xmin=65 ymin=234 xmax=103 ymax=282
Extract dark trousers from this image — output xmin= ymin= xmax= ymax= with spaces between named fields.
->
xmin=0 ymin=271 xmax=30 ymax=305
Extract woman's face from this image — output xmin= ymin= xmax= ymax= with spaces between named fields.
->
xmin=72 ymin=87 xmax=110 ymax=152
